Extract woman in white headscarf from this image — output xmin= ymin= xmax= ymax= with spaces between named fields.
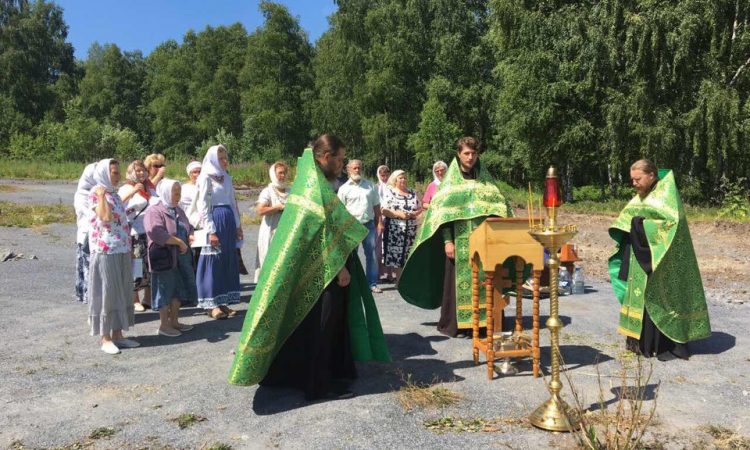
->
xmin=253 ymin=161 xmax=290 ymax=283
xmin=74 ymin=162 xmax=97 ymax=303
xmin=144 ymin=179 xmax=198 ymax=337
xmin=87 ymin=158 xmax=139 ymax=354
xmin=180 ymin=160 xmax=202 ymax=211
xmin=421 ymin=160 xmax=447 ymax=209
xmin=194 ymin=144 xmax=243 ymax=319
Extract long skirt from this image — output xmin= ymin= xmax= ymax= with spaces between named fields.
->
xmin=196 ymin=205 xmax=241 ymax=309
xmin=75 ymin=242 xmax=90 ymax=303
xmin=151 ymin=250 xmax=199 ymax=311
xmin=88 ymin=252 xmax=135 ymax=336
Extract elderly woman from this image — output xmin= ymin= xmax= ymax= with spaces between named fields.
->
xmin=194 ymin=144 xmax=243 ymax=319
xmin=381 ymin=170 xmax=422 ymax=281
xmin=118 ymin=160 xmax=155 ymax=311
xmin=73 ymin=162 xmax=97 ymax=303
xmin=88 ymin=158 xmax=139 ymax=354
xmin=422 ymin=160 xmax=447 ymax=209
xmin=254 ymin=161 xmax=290 ymax=283
xmin=144 ymin=153 xmax=166 ymax=192
xmin=144 ymin=179 xmax=198 ymax=337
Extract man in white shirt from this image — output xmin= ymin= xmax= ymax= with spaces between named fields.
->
xmin=338 ymin=160 xmax=383 ymax=293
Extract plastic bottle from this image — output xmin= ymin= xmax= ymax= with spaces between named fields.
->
xmin=558 ymin=266 xmax=572 ymax=295
xmin=572 ymin=265 xmax=585 ymax=295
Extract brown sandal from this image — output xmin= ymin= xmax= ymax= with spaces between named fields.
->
xmin=207 ymin=308 xmax=227 ymax=320
xmin=219 ymin=305 xmax=237 ymax=317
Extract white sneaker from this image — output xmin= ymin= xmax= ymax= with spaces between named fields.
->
xmin=113 ymin=338 xmax=140 ymax=349
xmin=133 ymin=303 xmax=146 ymax=312
xmin=100 ymin=341 xmax=120 ymax=355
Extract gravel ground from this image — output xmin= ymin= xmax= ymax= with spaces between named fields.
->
xmin=0 ymin=181 xmax=748 ymax=449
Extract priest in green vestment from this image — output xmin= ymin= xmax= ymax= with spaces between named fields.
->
xmin=228 ymin=135 xmax=390 ymax=400
xmin=398 ymin=137 xmax=511 ymax=337
xmin=609 ymin=159 xmax=711 ymax=361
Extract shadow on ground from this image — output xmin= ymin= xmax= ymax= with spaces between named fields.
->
xmin=689 ymin=331 xmax=735 ymax=355
xmin=251 ymin=332 xmax=473 ymax=415
xmin=134 ymin=307 xmax=246 ymax=347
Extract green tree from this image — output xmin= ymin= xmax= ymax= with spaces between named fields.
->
xmin=239 ymin=1 xmax=314 ymax=160
xmin=0 ymin=0 xmax=75 ymax=143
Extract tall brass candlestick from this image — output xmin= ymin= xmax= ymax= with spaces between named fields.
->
xmin=528 ymin=166 xmax=579 ymax=432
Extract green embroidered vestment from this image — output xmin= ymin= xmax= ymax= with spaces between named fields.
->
xmin=398 ymin=158 xmax=511 ymax=329
xmin=608 ymin=170 xmax=711 ymax=343
xmin=228 ymin=149 xmax=390 ymax=386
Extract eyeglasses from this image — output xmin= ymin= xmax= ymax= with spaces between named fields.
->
xmin=152 ymin=164 xmax=164 ymax=168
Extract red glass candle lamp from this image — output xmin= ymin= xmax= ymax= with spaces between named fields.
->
xmin=542 ymin=167 xmax=563 ymax=229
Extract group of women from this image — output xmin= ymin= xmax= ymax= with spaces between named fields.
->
xmin=73 ymin=144 xmax=442 ymax=355
xmin=74 ymin=145 xmax=263 ymax=354
xmin=373 ymin=160 xmax=447 ymax=282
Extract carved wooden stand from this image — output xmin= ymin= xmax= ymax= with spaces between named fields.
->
xmin=469 ymin=218 xmax=545 ymax=380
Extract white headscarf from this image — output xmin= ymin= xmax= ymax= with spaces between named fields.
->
xmin=157 ymin=178 xmax=179 ymax=207
xmin=376 ymin=165 xmax=389 ymax=185
xmin=200 ymin=144 xmax=228 ymax=179
xmin=186 ymin=160 xmax=202 ymax=176
xmin=269 ymin=162 xmax=288 ymax=190
xmin=432 ymin=160 xmax=447 ymax=185
xmin=74 ymin=162 xmax=97 ymax=207
xmin=92 ymin=158 xmax=116 ymax=192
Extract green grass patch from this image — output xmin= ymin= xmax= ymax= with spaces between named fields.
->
xmin=170 ymin=413 xmax=207 ymax=429
xmin=0 ymin=158 xmax=289 ymax=187
xmin=0 ymin=201 xmax=75 ymax=227
xmin=88 ymin=426 xmax=117 ymax=439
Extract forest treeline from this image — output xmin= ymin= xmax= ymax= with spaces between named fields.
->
xmin=2 ymin=0 xmax=750 ymax=204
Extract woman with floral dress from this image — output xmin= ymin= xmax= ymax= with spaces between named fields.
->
xmin=88 ymin=159 xmax=139 ymax=355
xmin=381 ymin=170 xmax=422 ymax=281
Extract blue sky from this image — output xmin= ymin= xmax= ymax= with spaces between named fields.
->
xmin=55 ymin=0 xmax=337 ymax=59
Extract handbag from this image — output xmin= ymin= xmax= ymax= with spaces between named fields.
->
xmin=148 ymin=243 xmax=172 ymax=272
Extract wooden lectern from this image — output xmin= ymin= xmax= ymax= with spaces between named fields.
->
xmin=469 ymin=217 xmax=545 ymax=379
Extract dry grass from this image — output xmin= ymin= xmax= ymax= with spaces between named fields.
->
xmin=563 ymin=352 xmax=660 ymax=450
xmin=0 ymin=184 xmax=22 ymax=192
xmin=88 ymin=426 xmax=117 ymax=439
xmin=395 ymin=373 xmax=461 ymax=412
xmin=701 ymin=425 xmax=750 ymax=450
xmin=423 ymin=416 xmax=530 ymax=433
xmin=0 ymin=201 xmax=75 ymax=227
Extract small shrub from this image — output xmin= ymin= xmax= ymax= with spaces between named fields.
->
xmin=718 ymin=177 xmax=750 ymax=219
xmin=574 ymin=185 xmax=605 ymax=202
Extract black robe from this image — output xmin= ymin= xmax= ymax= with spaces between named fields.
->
xmin=618 ymin=215 xmax=689 ymax=361
xmin=260 ymin=257 xmax=357 ymax=400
